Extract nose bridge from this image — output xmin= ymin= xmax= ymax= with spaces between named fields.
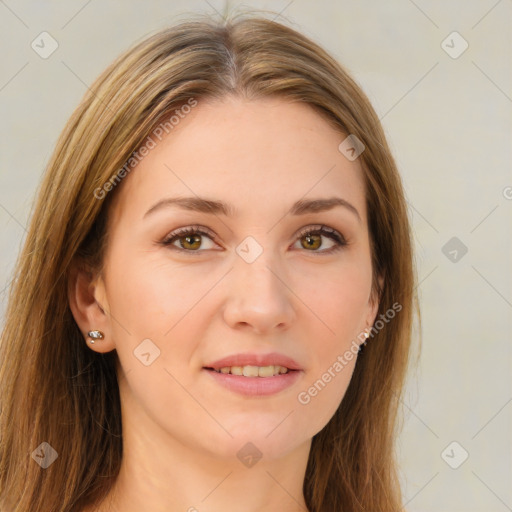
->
xmin=223 ymin=237 xmax=295 ymax=332
xmin=235 ymin=241 xmax=285 ymax=303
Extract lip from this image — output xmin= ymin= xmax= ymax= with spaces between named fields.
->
xmin=203 ymin=367 xmax=303 ymax=397
xmin=204 ymin=352 xmax=303 ymax=371
xmin=202 ymin=352 xmax=304 ymax=397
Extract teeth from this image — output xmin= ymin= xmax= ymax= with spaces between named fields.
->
xmin=243 ymin=365 xmax=259 ymax=377
xmin=214 ymin=365 xmax=290 ymax=376
xmin=257 ymin=365 xmax=274 ymax=377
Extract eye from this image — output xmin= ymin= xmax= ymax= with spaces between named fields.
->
xmin=292 ymin=225 xmax=347 ymax=254
xmin=161 ymin=224 xmax=347 ymax=255
xmin=161 ymin=225 xmax=219 ymax=253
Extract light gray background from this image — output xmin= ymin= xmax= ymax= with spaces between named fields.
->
xmin=1 ymin=1 xmax=511 ymax=511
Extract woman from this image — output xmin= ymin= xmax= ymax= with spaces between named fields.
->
xmin=0 ymin=14 xmax=418 ymax=512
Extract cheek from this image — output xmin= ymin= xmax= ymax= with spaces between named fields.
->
xmin=294 ymin=307 xmax=361 ymax=436
xmin=296 ymin=357 xmax=357 ymax=432
xmin=290 ymin=258 xmax=371 ymax=429
xmin=104 ymin=253 xmax=218 ymax=435
xmin=103 ymin=246 xmax=237 ymax=402
xmin=104 ymin=247 xmax=222 ymax=339
xmin=291 ymin=255 xmax=372 ymax=335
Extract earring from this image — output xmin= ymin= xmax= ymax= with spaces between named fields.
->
xmin=87 ymin=330 xmax=104 ymax=344
xmin=358 ymin=329 xmax=370 ymax=354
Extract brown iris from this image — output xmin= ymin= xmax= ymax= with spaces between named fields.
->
xmin=180 ymin=234 xmax=202 ymax=250
xmin=301 ymin=233 xmax=321 ymax=250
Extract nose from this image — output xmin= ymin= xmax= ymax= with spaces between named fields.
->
xmin=222 ymin=250 xmax=296 ymax=335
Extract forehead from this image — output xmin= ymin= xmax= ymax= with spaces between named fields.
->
xmin=111 ymin=96 xmax=367 ymax=223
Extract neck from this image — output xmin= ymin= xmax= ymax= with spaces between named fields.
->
xmin=102 ymin=421 xmax=311 ymax=512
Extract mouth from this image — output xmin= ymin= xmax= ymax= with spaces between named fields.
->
xmin=203 ymin=365 xmax=297 ymax=377
xmin=202 ymin=352 xmax=303 ymax=396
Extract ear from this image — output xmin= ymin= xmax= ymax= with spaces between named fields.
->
xmin=68 ymin=261 xmax=116 ymax=353
xmin=366 ymin=273 xmax=384 ymax=328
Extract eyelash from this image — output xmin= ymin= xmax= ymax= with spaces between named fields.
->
xmin=161 ymin=224 xmax=347 ymax=255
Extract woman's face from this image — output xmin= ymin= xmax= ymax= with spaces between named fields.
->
xmin=91 ymin=96 xmax=379 ymax=461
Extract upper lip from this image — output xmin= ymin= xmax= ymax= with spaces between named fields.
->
xmin=204 ymin=352 xmax=303 ymax=371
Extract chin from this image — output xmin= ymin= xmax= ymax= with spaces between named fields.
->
xmin=207 ymin=416 xmax=309 ymax=461
xmin=210 ymin=435 xmax=303 ymax=464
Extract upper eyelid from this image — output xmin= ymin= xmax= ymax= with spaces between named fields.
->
xmin=296 ymin=224 xmax=342 ymax=237
xmin=163 ymin=225 xmax=216 ymax=240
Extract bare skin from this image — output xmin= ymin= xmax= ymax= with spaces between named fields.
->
xmin=70 ymin=96 xmax=380 ymax=512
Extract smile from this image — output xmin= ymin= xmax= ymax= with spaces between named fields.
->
xmin=206 ymin=365 xmax=290 ymax=377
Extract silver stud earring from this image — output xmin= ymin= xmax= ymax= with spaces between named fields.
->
xmin=358 ymin=329 xmax=370 ymax=354
xmin=87 ymin=330 xmax=104 ymax=344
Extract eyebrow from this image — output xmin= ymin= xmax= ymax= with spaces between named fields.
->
xmin=143 ymin=196 xmax=361 ymax=222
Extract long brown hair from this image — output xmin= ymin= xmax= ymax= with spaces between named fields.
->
xmin=0 ymin=13 xmax=419 ymax=512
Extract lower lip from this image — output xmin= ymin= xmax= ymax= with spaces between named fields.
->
xmin=203 ymin=368 xmax=303 ymax=396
